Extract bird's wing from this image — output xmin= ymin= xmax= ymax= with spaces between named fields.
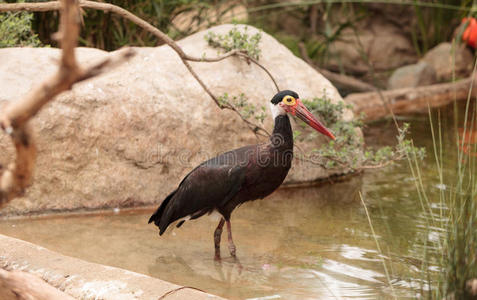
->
xmin=155 ymin=149 xmax=251 ymax=233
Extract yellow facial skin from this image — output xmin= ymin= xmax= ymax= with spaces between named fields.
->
xmin=282 ymin=95 xmax=296 ymax=106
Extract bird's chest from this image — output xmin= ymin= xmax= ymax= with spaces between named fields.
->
xmin=242 ymin=151 xmax=292 ymax=199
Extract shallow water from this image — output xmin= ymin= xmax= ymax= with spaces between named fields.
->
xmin=0 ymin=105 xmax=468 ymax=299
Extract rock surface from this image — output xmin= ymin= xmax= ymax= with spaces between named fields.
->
xmin=387 ymin=61 xmax=437 ymax=89
xmin=0 ymin=234 xmax=223 ymax=300
xmin=0 ymin=269 xmax=75 ymax=300
xmin=325 ymin=17 xmax=417 ymax=77
xmin=0 ymin=24 xmax=354 ymax=216
xmin=422 ymin=42 xmax=474 ymax=82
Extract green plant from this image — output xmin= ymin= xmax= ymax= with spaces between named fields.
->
xmin=398 ymin=101 xmax=477 ymax=299
xmin=0 ymin=9 xmax=42 ymax=48
xmin=27 ymin=0 xmax=238 ymax=50
xmin=297 ymin=95 xmax=424 ymax=170
xmin=218 ymin=93 xmax=267 ymax=124
xmin=205 ymin=25 xmax=262 ymax=59
xmin=411 ymin=0 xmax=473 ymax=56
xmin=219 ymin=91 xmax=424 ymax=172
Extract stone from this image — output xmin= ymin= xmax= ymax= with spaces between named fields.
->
xmin=422 ymin=42 xmax=474 ymax=82
xmin=0 ymin=269 xmax=74 ymax=300
xmin=325 ymin=18 xmax=417 ymax=76
xmin=0 ymin=234 xmax=224 ymax=299
xmin=387 ymin=61 xmax=437 ymax=89
xmin=0 ymin=24 xmax=356 ymax=216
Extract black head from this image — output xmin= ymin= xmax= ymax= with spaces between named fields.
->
xmin=271 ymin=90 xmax=299 ymax=104
xmin=269 ymin=89 xmax=336 ymax=140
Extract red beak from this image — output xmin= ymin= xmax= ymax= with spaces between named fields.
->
xmin=281 ymin=99 xmax=335 ymax=140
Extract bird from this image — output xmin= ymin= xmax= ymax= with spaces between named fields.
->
xmin=148 ymin=90 xmax=335 ymax=260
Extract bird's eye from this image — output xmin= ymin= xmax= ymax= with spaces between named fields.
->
xmin=282 ymin=95 xmax=296 ymax=106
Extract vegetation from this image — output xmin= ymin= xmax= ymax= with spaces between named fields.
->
xmin=300 ymin=96 xmax=425 ymax=170
xmin=0 ymin=7 xmax=41 ymax=47
xmin=206 ymin=26 xmax=424 ymax=171
xmin=26 ymin=0 xmax=243 ymax=50
xmin=248 ymin=1 xmax=474 ymax=56
xmin=410 ymin=0 xmax=474 ymax=55
xmin=205 ymin=26 xmax=262 ymax=59
xmin=362 ymin=68 xmax=477 ymax=299
xmin=2 ymin=1 xmax=477 ymax=298
xmin=218 ymin=93 xmax=267 ymax=124
xmin=421 ymin=99 xmax=477 ymax=299
xmin=4 ymin=1 xmax=473 ymax=57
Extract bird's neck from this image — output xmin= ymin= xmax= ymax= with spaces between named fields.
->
xmin=270 ymin=115 xmax=293 ymax=150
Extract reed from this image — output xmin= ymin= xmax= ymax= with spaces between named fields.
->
xmin=375 ymin=40 xmax=477 ymax=299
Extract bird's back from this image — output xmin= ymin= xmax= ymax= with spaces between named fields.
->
xmin=148 ymin=141 xmax=292 ymax=234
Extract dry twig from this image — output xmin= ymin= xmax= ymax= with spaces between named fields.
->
xmin=0 ymin=0 xmax=134 ymax=208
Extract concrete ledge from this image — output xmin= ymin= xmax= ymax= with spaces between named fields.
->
xmin=0 ymin=234 xmax=224 ymax=299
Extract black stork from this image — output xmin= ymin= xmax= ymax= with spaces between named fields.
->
xmin=148 ymin=90 xmax=335 ymax=260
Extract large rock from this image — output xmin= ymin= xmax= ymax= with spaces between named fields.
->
xmin=0 ymin=234 xmax=223 ymax=299
xmin=387 ymin=61 xmax=437 ymax=89
xmin=422 ymin=42 xmax=474 ymax=82
xmin=0 ymin=24 xmax=354 ymax=216
xmin=325 ymin=18 xmax=417 ymax=77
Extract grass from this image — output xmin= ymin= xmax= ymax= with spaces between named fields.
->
xmin=27 ymin=0 xmax=242 ymax=50
xmin=0 ymin=2 xmax=42 ymax=48
xmin=360 ymin=40 xmax=477 ymax=299
xmin=360 ymin=191 xmax=397 ymax=299
xmin=416 ymin=40 xmax=477 ymax=299
xmin=3 ymin=1 xmax=477 ymax=297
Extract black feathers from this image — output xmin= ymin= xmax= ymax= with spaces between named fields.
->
xmin=176 ymin=220 xmax=185 ymax=228
xmin=148 ymin=154 xmax=248 ymax=235
xmin=149 ymin=90 xmax=296 ymax=237
xmin=270 ymin=90 xmax=299 ymax=104
xmin=148 ymin=189 xmax=177 ymax=233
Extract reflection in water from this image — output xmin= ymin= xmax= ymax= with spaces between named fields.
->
xmin=0 ymin=105 xmax=462 ymax=299
xmin=0 ymin=177 xmax=401 ymax=299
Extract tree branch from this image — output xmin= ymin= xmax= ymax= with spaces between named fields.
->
xmin=0 ymin=0 xmax=273 ymax=136
xmin=0 ymin=0 xmax=134 ymax=208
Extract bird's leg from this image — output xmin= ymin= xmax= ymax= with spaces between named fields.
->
xmin=226 ymin=220 xmax=237 ymax=257
xmin=214 ymin=218 xmax=225 ymax=261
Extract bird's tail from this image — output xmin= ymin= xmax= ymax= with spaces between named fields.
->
xmin=148 ymin=189 xmax=177 ymax=235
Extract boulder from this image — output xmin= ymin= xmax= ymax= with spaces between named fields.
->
xmin=387 ymin=61 xmax=437 ymax=89
xmin=0 ymin=234 xmax=223 ymax=299
xmin=0 ymin=269 xmax=75 ymax=300
xmin=422 ymin=42 xmax=474 ymax=82
xmin=325 ymin=18 xmax=417 ymax=76
xmin=0 ymin=24 xmax=355 ymax=216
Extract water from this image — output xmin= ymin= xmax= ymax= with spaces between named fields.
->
xmin=0 ymin=105 xmax=469 ymax=299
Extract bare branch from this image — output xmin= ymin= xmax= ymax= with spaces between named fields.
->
xmin=235 ymin=52 xmax=279 ymax=92
xmin=0 ymin=0 xmax=273 ymax=136
xmin=0 ymin=0 xmax=134 ymax=208
xmin=0 ymin=124 xmax=36 ymax=208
